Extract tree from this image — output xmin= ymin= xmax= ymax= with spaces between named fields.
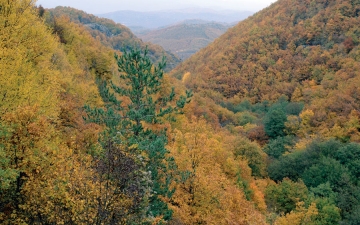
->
xmin=301 ymin=157 xmax=350 ymax=189
xmin=264 ymin=136 xmax=296 ymax=159
xmin=85 ymin=47 xmax=192 ymax=222
xmin=274 ymin=202 xmax=319 ymax=225
xmin=265 ymin=178 xmax=309 ymax=214
xmin=264 ymin=107 xmax=287 ymax=139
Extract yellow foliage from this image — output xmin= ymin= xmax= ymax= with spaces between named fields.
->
xmin=168 ymin=116 xmax=267 ymax=224
xmin=298 ymin=109 xmax=315 ymax=138
xmin=293 ymin=138 xmax=313 ymax=151
xmin=250 ymin=181 xmax=267 ymax=212
xmin=0 ymin=0 xmax=60 ymax=118
xmin=292 ymin=87 xmax=303 ymax=102
xmin=326 ymin=124 xmax=347 ymax=140
xmin=345 ymin=110 xmax=360 ymax=142
xmin=285 ymin=115 xmax=301 ymax=135
xmin=50 ymin=16 xmax=115 ymax=107
xmin=182 ymin=72 xmax=191 ymax=84
xmin=0 ymin=1 xmax=128 ymax=223
xmin=275 ymin=202 xmax=318 ymax=225
xmin=0 ymin=106 xmax=101 ymax=224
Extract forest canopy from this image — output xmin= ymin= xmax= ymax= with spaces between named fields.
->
xmin=1 ymin=0 xmax=360 ymax=224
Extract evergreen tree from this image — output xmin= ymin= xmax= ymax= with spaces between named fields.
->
xmin=264 ymin=107 xmax=287 ymax=139
xmin=85 ymin=47 xmax=192 ymax=223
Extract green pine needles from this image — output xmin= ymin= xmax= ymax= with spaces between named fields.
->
xmin=85 ymin=47 xmax=192 ymax=223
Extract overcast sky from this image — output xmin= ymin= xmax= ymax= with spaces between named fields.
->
xmin=36 ymin=0 xmax=276 ymax=14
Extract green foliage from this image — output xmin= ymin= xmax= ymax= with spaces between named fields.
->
xmin=310 ymin=182 xmax=338 ymax=201
xmin=334 ymin=143 xmax=360 ymax=181
xmin=302 ymin=157 xmax=350 ymax=189
xmin=285 ymin=102 xmax=304 ymax=115
xmin=264 ymin=135 xmax=296 ymax=159
xmin=268 ymin=139 xmax=344 ymax=181
xmin=336 ymin=184 xmax=360 ymax=223
xmin=263 ymin=107 xmax=287 ymax=139
xmin=0 ymin=124 xmax=18 ymax=191
xmin=233 ymin=138 xmax=267 ymax=177
xmin=86 ymin=48 xmax=191 ymax=222
xmin=265 ymin=178 xmax=309 ymax=214
xmin=309 ymin=197 xmax=341 ymax=225
xmin=308 ymin=182 xmax=341 ymax=225
xmin=112 ymin=48 xmax=191 ymax=220
xmin=236 ymin=173 xmax=254 ymax=201
xmin=236 ymin=111 xmax=257 ymax=126
xmin=268 ymin=152 xmax=303 ymax=181
xmin=268 ymin=139 xmax=360 ymax=223
xmin=344 ymin=205 xmax=360 ymax=225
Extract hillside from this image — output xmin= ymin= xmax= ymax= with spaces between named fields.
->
xmin=139 ymin=20 xmax=230 ymax=60
xmin=2 ymin=0 xmax=360 ymax=224
xmin=0 ymin=2 xmax=268 ymax=224
xmin=98 ymin=8 xmax=253 ymax=29
xmin=172 ymin=0 xmax=360 ymax=139
xmin=171 ymin=0 xmax=360 ymax=223
xmin=48 ymin=6 xmax=181 ymax=71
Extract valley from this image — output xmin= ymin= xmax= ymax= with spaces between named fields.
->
xmin=1 ymin=0 xmax=360 ymax=224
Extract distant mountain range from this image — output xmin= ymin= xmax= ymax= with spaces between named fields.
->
xmin=138 ymin=20 xmax=231 ymax=60
xmin=97 ymin=8 xmax=253 ymax=29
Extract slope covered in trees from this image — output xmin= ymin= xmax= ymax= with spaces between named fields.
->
xmin=47 ymin=6 xmax=181 ymax=71
xmin=2 ymin=0 xmax=360 ymax=224
xmin=171 ymin=0 xmax=360 ymax=224
xmin=0 ymin=1 xmax=117 ymax=223
xmin=0 ymin=1 xmax=269 ymax=224
xmin=172 ymin=0 xmax=360 ymax=139
xmin=139 ymin=20 xmax=230 ymax=60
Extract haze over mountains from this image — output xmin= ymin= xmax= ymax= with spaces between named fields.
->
xmin=97 ymin=8 xmax=253 ymax=61
xmin=98 ymin=8 xmax=253 ymax=29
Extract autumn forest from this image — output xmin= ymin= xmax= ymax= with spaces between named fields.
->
xmin=1 ymin=0 xmax=360 ymax=224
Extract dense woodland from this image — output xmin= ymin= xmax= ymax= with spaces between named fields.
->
xmin=0 ymin=0 xmax=360 ymax=224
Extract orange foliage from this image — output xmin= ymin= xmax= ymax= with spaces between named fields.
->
xmin=168 ymin=116 xmax=267 ymax=224
xmin=171 ymin=0 xmax=360 ymax=141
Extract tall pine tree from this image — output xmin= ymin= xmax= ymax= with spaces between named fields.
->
xmin=85 ymin=47 xmax=192 ymax=223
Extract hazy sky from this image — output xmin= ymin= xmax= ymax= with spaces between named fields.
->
xmin=36 ymin=0 xmax=276 ymax=14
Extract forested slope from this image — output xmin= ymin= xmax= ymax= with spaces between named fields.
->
xmin=0 ymin=1 xmax=116 ymax=223
xmin=171 ymin=0 xmax=360 ymax=224
xmin=48 ymin=6 xmax=181 ymax=71
xmin=2 ymin=0 xmax=360 ymax=224
xmin=0 ymin=1 xmax=268 ymax=224
xmin=172 ymin=0 xmax=360 ymax=139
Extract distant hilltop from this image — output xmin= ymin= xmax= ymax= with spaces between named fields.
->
xmin=138 ymin=20 xmax=231 ymax=60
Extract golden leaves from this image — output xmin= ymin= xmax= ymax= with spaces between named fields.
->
xmin=168 ymin=116 xmax=267 ymax=224
xmin=275 ymin=202 xmax=318 ymax=225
